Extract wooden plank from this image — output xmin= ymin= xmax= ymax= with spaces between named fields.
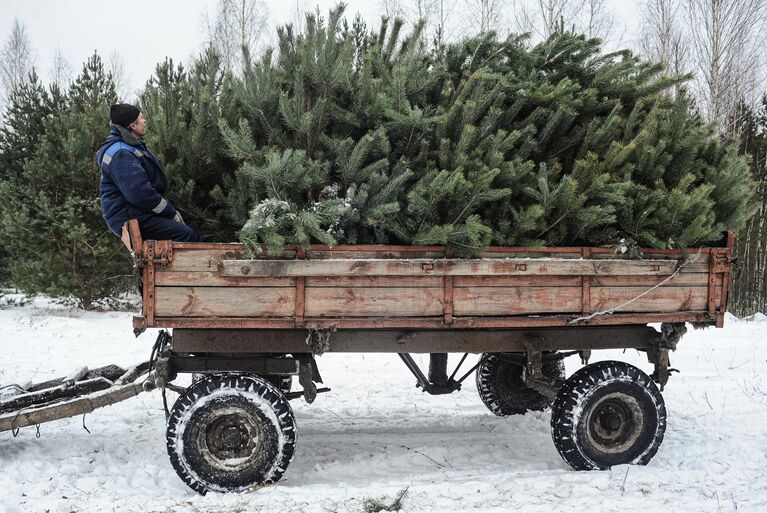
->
xmin=155 ymin=287 xmax=295 ymax=317
xmin=582 ymin=248 xmax=591 ymax=314
xmin=169 ymin=242 xmax=722 ymax=256
xmin=590 ymin=274 xmax=718 ymax=287
xmin=306 ymin=250 xmax=447 ymax=259
xmin=453 ymin=287 xmax=582 ymax=315
xmin=455 ymin=275 xmax=581 ymax=287
xmin=708 ymin=254 xmax=718 ymax=314
xmin=306 ymin=276 xmax=443 ymax=288
xmin=588 ymin=252 xmax=709 ymax=273
xmin=156 ymin=272 xmax=294 ymax=287
xmin=444 ymin=276 xmax=454 ymax=323
xmin=295 ymin=277 xmax=305 ymax=321
xmin=477 ymin=250 xmax=583 ymax=259
xmin=304 ymin=287 xmax=444 ymax=317
xmin=151 ymin=311 xmax=715 ymax=330
xmin=169 ymin=248 xmax=297 ymax=272
xmin=590 ymin=286 xmax=711 ymax=313
xmin=220 ymin=258 xmax=680 ymax=277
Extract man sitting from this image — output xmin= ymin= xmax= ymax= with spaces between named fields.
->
xmin=96 ymin=103 xmax=200 ymax=242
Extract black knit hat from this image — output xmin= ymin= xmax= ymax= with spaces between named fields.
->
xmin=110 ymin=103 xmax=140 ymax=128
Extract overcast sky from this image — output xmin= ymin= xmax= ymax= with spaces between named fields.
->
xmin=0 ymin=0 xmax=640 ymax=100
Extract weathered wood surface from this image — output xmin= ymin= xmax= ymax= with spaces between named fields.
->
xmin=304 ymin=287 xmax=444 ymax=317
xmin=156 ymin=272 xmax=294 ymax=287
xmin=152 ymin=282 xmax=721 ymax=318
xmin=453 ymin=287 xmax=583 ymax=315
xmin=218 ymin=258 xmax=679 ymax=278
xmin=142 ymin=242 xmax=730 ymax=324
xmin=155 ymin=287 xmax=295 ymax=317
xmin=591 ymin=286 xmax=717 ymax=312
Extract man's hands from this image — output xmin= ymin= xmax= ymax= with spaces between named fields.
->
xmin=173 ymin=211 xmax=185 ymax=224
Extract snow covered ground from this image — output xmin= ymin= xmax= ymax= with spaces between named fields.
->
xmin=1 ymin=297 xmax=766 ymax=513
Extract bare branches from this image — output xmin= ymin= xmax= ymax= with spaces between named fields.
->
xmin=580 ymin=0 xmax=614 ymax=41
xmin=509 ymin=0 xmax=614 ymax=43
xmin=463 ymin=0 xmax=505 ymax=34
xmin=202 ymin=0 xmax=270 ymax=75
xmin=49 ymin=48 xmax=71 ymax=90
xmin=0 ymin=18 xmax=35 ymax=103
xmin=640 ymin=0 xmax=688 ymax=78
xmin=107 ymin=50 xmax=130 ymax=101
xmin=687 ymin=0 xmax=767 ymax=130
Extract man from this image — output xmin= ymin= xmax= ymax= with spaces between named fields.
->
xmin=96 ymin=103 xmax=200 ymax=242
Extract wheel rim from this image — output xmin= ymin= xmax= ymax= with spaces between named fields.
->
xmin=586 ymin=392 xmax=643 ymax=454
xmin=197 ymin=406 xmax=263 ymax=472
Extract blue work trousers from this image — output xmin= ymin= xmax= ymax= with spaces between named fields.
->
xmin=138 ymin=215 xmax=200 ymax=242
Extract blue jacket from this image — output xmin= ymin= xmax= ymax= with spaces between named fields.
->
xmin=96 ymin=123 xmax=177 ymax=236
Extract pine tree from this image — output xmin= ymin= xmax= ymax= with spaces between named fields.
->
xmin=217 ymin=7 xmax=755 ymax=256
xmin=0 ymin=71 xmax=67 ymax=285
xmin=141 ymin=49 xmax=238 ymax=241
xmin=0 ymin=53 xmax=131 ymax=308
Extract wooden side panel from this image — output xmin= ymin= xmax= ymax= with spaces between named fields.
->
xmin=144 ymin=242 xmax=728 ymax=328
xmin=169 ymin=247 xmax=296 ymax=272
xmin=220 ymin=258 xmax=679 ymax=277
xmin=455 ymin=276 xmax=581 ymax=287
xmin=453 ymin=287 xmax=582 ymax=315
xmin=304 ymin=287 xmax=444 ymax=317
xmin=590 ymin=286 xmax=714 ymax=312
xmin=306 ymin=250 xmax=447 ymax=259
xmin=591 ymin=274 xmax=715 ymax=287
xmin=306 ymin=276 xmax=443 ymax=288
xmin=156 ymin=272 xmax=294 ymax=287
xmin=155 ymin=287 xmax=295 ymax=317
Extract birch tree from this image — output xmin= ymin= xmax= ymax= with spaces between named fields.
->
xmin=687 ymin=0 xmax=767 ymax=130
xmin=511 ymin=0 xmax=614 ymax=43
xmin=0 ymin=18 xmax=35 ymax=104
xmin=49 ymin=48 xmax=72 ymax=89
xmin=640 ymin=0 xmax=687 ymax=78
xmin=108 ymin=50 xmax=130 ymax=100
xmin=203 ymin=0 xmax=270 ymax=74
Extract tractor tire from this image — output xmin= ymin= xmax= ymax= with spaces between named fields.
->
xmin=476 ymin=352 xmax=566 ymax=416
xmin=166 ymin=373 xmax=296 ymax=494
xmin=550 ymin=360 xmax=666 ymax=470
xmin=191 ymin=373 xmax=292 ymax=395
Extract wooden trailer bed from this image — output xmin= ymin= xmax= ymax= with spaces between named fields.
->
xmin=124 ymin=221 xmax=735 ymax=334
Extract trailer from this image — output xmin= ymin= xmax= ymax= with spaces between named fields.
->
xmin=0 ymin=219 xmax=736 ymax=494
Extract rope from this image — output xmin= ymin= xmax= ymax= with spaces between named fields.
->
xmin=568 ymin=246 xmax=705 ymax=325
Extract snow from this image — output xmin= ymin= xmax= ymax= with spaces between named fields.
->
xmin=1 ymin=299 xmax=767 ymax=512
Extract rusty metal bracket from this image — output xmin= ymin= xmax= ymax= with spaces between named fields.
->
xmin=134 ymin=240 xmax=173 ymax=269
xmin=646 ymin=322 xmax=686 ymax=390
xmin=295 ymin=354 xmax=318 ymax=404
xmin=153 ymin=240 xmax=173 ymax=268
xmin=305 ymin=328 xmax=335 ymax=355
xmin=523 ymin=338 xmax=566 ymax=399
xmin=710 ymin=250 xmax=732 ymax=274
xmin=659 ymin=322 xmax=687 ymax=351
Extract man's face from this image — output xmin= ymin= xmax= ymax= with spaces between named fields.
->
xmin=129 ymin=112 xmax=147 ymax=137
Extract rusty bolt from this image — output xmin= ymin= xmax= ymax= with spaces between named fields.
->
xmin=241 ymin=266 xmax=251 ymax=275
